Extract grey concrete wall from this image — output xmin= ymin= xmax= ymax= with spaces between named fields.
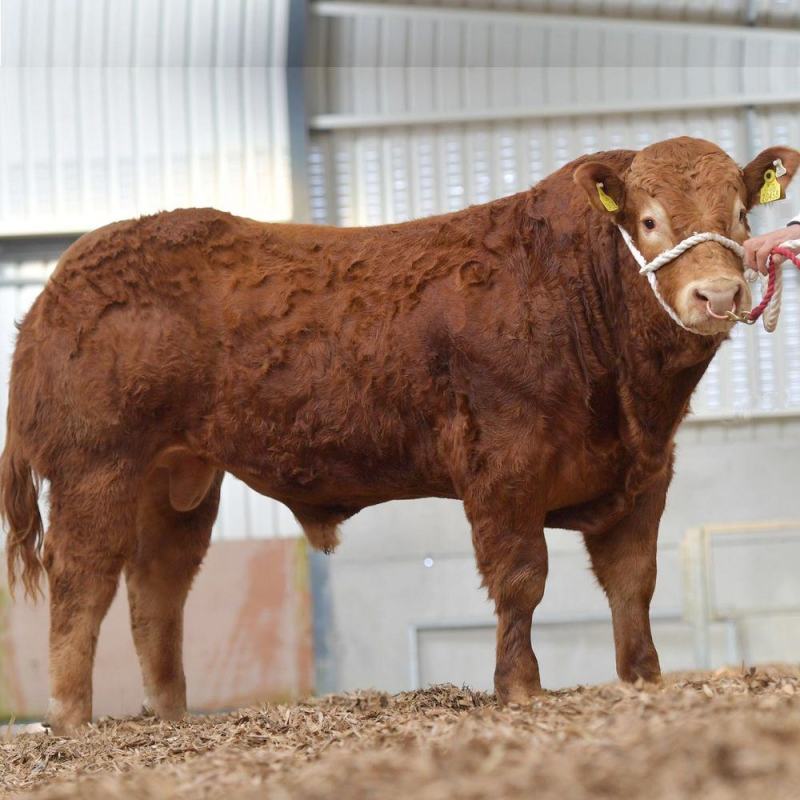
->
xmin=324 ymin=416 xmax=800 ymax=694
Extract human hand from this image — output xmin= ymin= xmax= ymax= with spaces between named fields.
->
xmin=743 ymin=226 xmax=799 ymax=274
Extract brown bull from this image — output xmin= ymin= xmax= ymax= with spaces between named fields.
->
xmin=2 ymin=137 xmax=798 ymax=734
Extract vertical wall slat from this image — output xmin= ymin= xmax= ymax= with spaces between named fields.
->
xmin=3 ymin=0 xmax=291 ymax=66
xmin=310 ymin=99 xmax=800 ymax=421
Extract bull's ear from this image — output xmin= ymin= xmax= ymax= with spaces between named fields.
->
xmin=573 ymin=160 xmax=625 ymax=215
xmin=742 ymin=146 xmax=800 ymax=209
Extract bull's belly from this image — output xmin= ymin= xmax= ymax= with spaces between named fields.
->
xmin=231 ymin=465 xmax=458 ymax=510
xmin=545 ymin=472 xmax=614 ymax=511
xmin=210 ymin=428 xmax=458 ymax=512
xmin=216 ymin=434 xmax=616 ymax=521
xmin=201 ymin=386 xmax=623 ymax=521
xmin=543 ymin=447 xmax=621 ymax=512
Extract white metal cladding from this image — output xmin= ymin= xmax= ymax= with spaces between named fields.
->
xmin=0 ymin=259 xmax=302 ymax=544
xmin=306 ymin=6 xmax=800 ymax=124
xmin=307 ymin=106 xmax=800 ymax=420
xmin=305 ymin=1 xmax=800 ymax=423
xmin=1 ymin=0 xmax=291 ymax=66
xmin=308 ymin=2 xmax=800 ymax=68
xmin=307 ymin=65 xmax=800 ymax=130
xmin=309 ymin=0 xmax=800 ymax=27
xmin=0 ymin=68 xmax=293 ymax=235
xmin=310 ymin=0 xmax=800 ymax=25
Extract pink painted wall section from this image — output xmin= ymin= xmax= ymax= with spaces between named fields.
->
xmin=0 ymin=538 xmax=314 ymax=720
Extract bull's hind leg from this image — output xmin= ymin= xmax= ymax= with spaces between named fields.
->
xmin=466 ymin=495 xmax=548 ymax=704
xmin=582 ymin=477 xmax=667 ymax=684
xmin=44 ymin=470 xmax=136 ymax=735
xmin=125 ymin=463 xmax=222 ymax=720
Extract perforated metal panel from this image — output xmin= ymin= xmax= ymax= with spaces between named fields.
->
xmin=308 ymin=110 xmax=751 ymax=226
xmin=307 ymin=110 xmax=800 ymax=419
xmin=307 ymin=1 xmax=800 ymax=421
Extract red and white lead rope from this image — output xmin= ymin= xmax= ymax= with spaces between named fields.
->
xmin=744 ymin=241 xmax=800 ymax=333
xmin=617 ymin=226 xmax=800 ymax=334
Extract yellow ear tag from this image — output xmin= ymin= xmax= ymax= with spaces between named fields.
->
xmin=759 ymin=168 xmax=782 ymax=205
xmin=596 ymin=182 xmax=619 ymax=212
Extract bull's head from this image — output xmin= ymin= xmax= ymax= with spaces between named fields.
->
xmin=574 ymin=137 xmax=800 ymax=336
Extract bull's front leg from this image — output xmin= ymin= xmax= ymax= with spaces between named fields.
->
xmin=465 ymin=495 xmax=548 ymax=704
xmin=582 ymin=474 xmax=668 ymax=684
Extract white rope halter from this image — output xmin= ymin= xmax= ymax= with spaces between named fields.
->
xmin=616 ymin=226 xmax=771 ymax=333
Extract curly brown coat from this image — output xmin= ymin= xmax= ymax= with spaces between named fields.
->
xmin=2 ymin=136 xmax=797 ymax=734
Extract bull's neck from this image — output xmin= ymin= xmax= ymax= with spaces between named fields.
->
xmin=555 ymin=212 xmax=720 ymax=450
xmin=601 ymin=223 xmax=721 ymax=446
xmin=514 ymin=189 xmax=720 ymax=446
xmin=512 ymin=182 xmax=722 ymax=527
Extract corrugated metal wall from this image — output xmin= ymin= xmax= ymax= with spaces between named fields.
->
xmin=3 ymin=0 xmax=800 ymax=545
xmin=307 ymin=4 xmax=800 ymax=118
xmin=0 ymin=68 xmax=293 ymax=235
xmin=307 ymin=109 xmax=800 ymax=419
xmin=306 ymin=0 xmax=800 ymax=26
xmin=306 ymin=1 xmax=800 ymax=420
xmin=1 ymin=0 xmax=291 ymax=66
xmin=0 ymin=0 xmax=302 ymax=541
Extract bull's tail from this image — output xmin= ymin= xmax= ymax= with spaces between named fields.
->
xmin=0 ymin=433 xmax=44 ymax=600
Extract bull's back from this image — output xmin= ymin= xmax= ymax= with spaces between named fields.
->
xmin=16 ymin=207 xmax=465 ymax=480
xmin=202 ymin=215 xmax=468 ymax=492
xmin=16 ymin=202 xmax=519 ymax=500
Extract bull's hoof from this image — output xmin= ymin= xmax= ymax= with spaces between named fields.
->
xmin=496 ymin=685 xmax=543 ymax=706
xmin=43 ymin=716 xmax=87 ymax=737
xmin=141 ymin=692 xmax=187 ymax=722
xmin=494 ymin=671 xmax=542 ymax=706
xmin=44 ymin=699 xmax=90 ymax=737
xmin=619 ymin=650 xmax=662 ymax=685
xmin=622 ymin=669 xmax=662 ymax=686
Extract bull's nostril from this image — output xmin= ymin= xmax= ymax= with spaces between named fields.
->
xmin=733 ymin=285 xmax=742 ymax=309
xmin=694 ymin=289 xmax=709 ymax=303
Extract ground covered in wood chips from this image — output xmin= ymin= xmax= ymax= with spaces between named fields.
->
xmin=3 ymin=666 xmax=800 ymax=799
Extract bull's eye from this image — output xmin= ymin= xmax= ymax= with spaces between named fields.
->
xmin=739 ymin=209 xmax=747 ymax=224
xmin=642 ymin=218 xmax=656 ymax=230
